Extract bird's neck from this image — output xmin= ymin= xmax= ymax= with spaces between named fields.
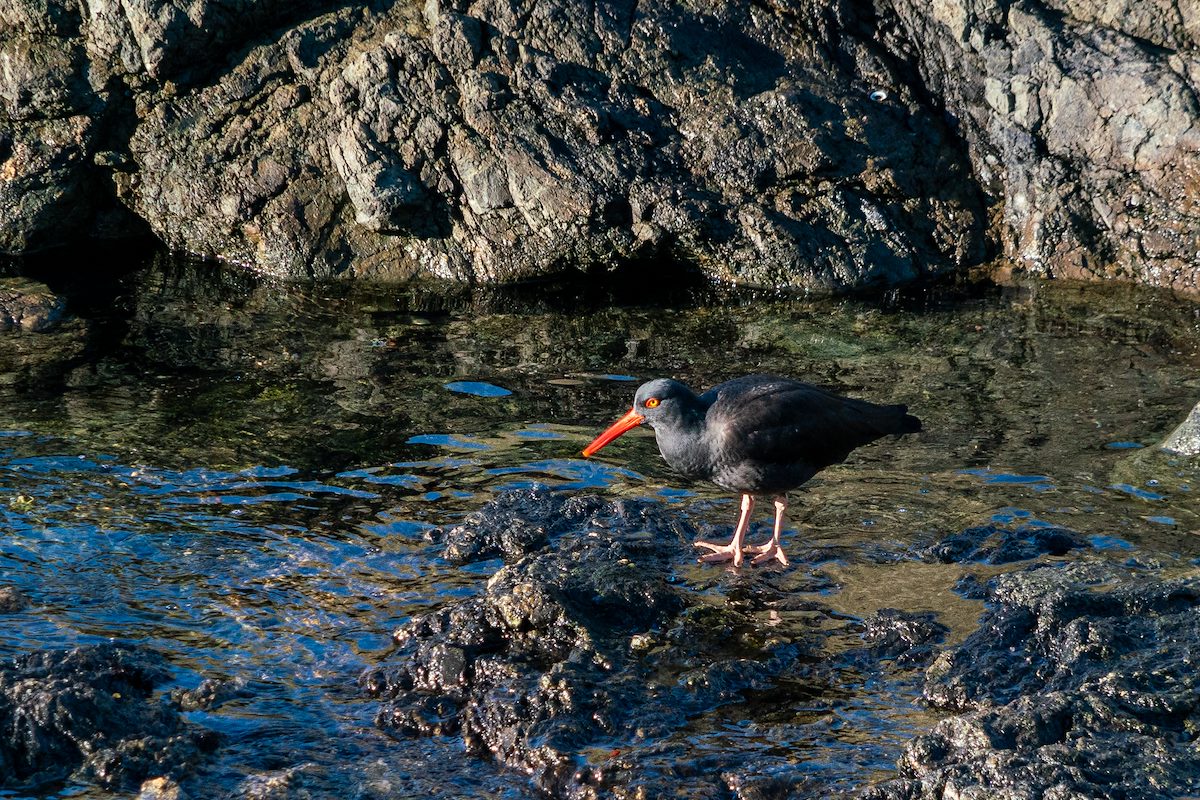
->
xmin=654 ymin=405 xmax=710 ymax=477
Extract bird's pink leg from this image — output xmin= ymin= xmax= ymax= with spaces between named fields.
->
xmin=695 ymin=494 xmax=755 ymax=566
xmin=747 ymin=495 xmax=790 ymax=566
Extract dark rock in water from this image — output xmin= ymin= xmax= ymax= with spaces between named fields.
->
xmin=0 ymin=586 xmax=30 ymax=612
xmin=845 ymin=608 xmax=949 ymax=670
xmin=924 ymin=523 xmax=1088 ymax=565
xmin=0 ymin=643 xmax=217 ymax=791
xmin=860 ymin=562 xmax=1200 ymax=799
xmin=365 ymin=492 xmax=858 ymax=797
xmin=170 ymin=676 xmax=249 ymax=712
xmin=431 ymin=486 xmax=600 ymax=564
xmin=950 ymin=572 xmax=987 ymax=600
xmin=234 ymin=765 xmax=322 ymax=800
xmin=0 ymin=278 xmax=67 ymax=332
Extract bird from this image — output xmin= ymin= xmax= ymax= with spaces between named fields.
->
xmin=581 ymin=375 xmax=921 ymax=567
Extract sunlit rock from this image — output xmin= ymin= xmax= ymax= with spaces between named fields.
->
xmin=1161 ymin=401 xmax=1200 ymax=456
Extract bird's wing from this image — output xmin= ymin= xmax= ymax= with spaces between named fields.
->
xmin=707 ymin=380 xmax=897 ymax=469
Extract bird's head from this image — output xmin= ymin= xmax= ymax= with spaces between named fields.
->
xmin=582 ymin=378 xmax=695 ymax=457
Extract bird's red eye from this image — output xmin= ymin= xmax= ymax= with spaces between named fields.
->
xmin=645 ymin=398 xmax=660 ymax=408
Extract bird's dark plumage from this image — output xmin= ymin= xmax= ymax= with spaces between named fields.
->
xmin=583 ymin=374 xmax=921 ymax=567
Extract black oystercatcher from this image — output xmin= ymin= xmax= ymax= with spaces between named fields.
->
xmin=582 ymin=375 xmax=921 ymax=566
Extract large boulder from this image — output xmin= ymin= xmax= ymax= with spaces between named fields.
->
xmin=2 ymin=0 xmax=1197 ymax=293
xmin=883 ymin=0 xmax=1200 ymax=293
xmin=5 ymin=0 xmax=987 ymax=288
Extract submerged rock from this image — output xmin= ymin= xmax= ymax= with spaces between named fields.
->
xmin=138 ymin=776 xmax=185 ymax=800
xmin=0 ymin=278 xmax=66 ymax=332
xmin=923 ymin=523 xmax=1089 ymax=565
xmin=861 ymin=563 xmax=1200 ymax=799
xmin=0 ymin=643 xmax=217 ymax=791
xmin=850 ymin=608 xmax=950 ymax=670
xmin=0 ymin=586 xmax=30 ymax=612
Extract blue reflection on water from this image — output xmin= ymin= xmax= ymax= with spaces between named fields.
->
xmin=990 ymin=507 xmax=1052 ymax=526
xmin=959 ymin=468 xmax=1055 ymax=492
xmin=366 ymin=519 xmax=435 ymax=538
xmin=1109 ymin=483 xmax=1165 ymax=501
xmin=486 ymin=458 xmax=644 ymax=490
xmin=514 ymin=427 xmax=566 ymax=440
xmin=444 ymin=381 xmax=512 ymax=397
xmin=1089 ymin=534 xmax=1134 ymax=550
xmin=336 ymin=467 xmax=424 ymax=488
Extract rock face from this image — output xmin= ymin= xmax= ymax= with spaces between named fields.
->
xmin=884 ymin=0 xmax=1200 ymax=293
xmin=1 ymin=0 xmax=1195 ymax=291
xmin=1161 ymin=401 xmax=1200 ymax=455
xmin=0 ymin=643 xmax=216 ymax=791
xmin=9 ymin=0 xmax=984 ymax=288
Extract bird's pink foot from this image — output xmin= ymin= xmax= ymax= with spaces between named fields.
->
xmin=694 ymin=539 xmax=744 ymax=567
xmin=747 ymin=540 xmax=789 ymax=566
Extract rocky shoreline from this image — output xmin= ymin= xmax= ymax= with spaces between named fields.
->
xmin=358 ymin=488 xmax=1200 ymax=799
xmin=3 ymin=0 xmax=1197 ymax=293
xmin=3 ymin=486 xmax=1200 ymax=798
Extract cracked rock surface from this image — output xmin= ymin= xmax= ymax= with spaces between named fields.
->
xmin=9 ymin=0 xmax=987 ymax=288
xmin=2 ymin=1 xmax=1197 ymax=290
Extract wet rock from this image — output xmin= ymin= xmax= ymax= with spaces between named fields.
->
xmin=0 ymin=278 xmax=67 ymax=332
xmin=0 ymin=586 xmax=29 ymax=612
xmin=235 ymin=764 xmax=321 ymax=800
xmin=138 ymin=776 xmax=185 ymax=800
xmin=170 ymin=676 xmax=249 ymax=712
xmin=861 ymin=563 xmax=1200 ymax=799
xmin=364 ymin=492 xmax=851 ymax=797
xmin=848 ymin=608 xmax=949 ymax=669
xmin=924 ymin=523 xmax=1089 ymax=564
xmin=430 ymin=485 xmax=610 ymax=564
xmin=1161 ymin=401 xmax=1200 ymax=456
xmin=0 ymin=643 xmax=217 ymax=791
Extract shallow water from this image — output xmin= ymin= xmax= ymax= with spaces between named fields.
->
xmin=1 ymin=253 xmax=1199 ymax=797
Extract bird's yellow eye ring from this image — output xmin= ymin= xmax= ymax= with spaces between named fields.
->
xmin=645 ymin=397 xmax=660 ymax=409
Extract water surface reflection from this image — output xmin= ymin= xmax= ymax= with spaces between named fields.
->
xmin=0 ymin=255 xmax=1198 ymax=796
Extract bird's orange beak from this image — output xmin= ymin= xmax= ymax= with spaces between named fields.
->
xmin=582 ymin=408 xmax=645 ymax=457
